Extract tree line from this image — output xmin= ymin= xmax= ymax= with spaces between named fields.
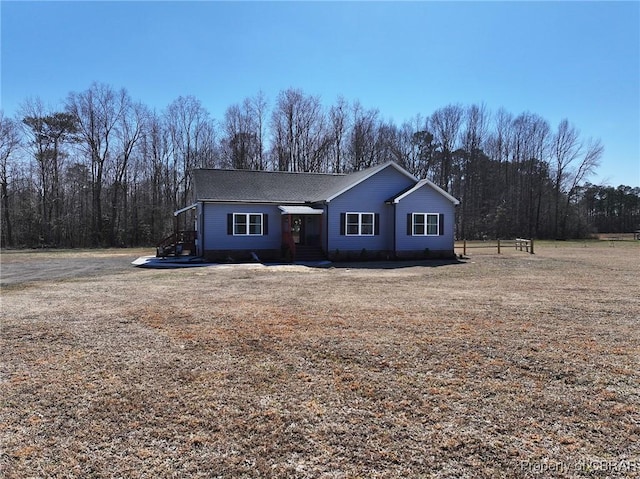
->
xmin=1 ymin=82 xmax=638 ymax=248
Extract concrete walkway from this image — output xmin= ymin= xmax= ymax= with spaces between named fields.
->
xmin=131 ymin=255 xmax=212 ymax=268
xmin=132 ymin=255 xmax=332 ymax=269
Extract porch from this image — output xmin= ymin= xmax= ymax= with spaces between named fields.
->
xmin=279 ymin=206 xmax=325 ymax=262
xmin=156 ymin=204 xmax=198 ymax=258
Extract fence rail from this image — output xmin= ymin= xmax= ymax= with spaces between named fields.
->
xmin=456 ymin=238 xmax=534 ymax=256
xmin=514 ymin=238 xmax=534 ymax=253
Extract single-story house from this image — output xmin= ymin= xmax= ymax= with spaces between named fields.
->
xmin=171 ymin=161 xmax=460 ymax=262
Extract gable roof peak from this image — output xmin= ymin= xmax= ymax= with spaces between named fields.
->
xmin=323 ymin=161 xmax=417 ymax=203
xmin=389 ymin=178 xmax=460 ymax=205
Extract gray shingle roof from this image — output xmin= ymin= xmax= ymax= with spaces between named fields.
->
xmin=193 ymin=169 xmax=342 ymax=203
xmin=192 ymin=163 xmax=403 ymax=204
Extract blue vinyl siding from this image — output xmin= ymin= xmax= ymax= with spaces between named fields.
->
xmin=202 ymin=203 xmax=281 ymax=251
xmin=395 ymin=184 xmax=456 ymax=252
xmin=327 ymin=165 xmax=414 ymax=253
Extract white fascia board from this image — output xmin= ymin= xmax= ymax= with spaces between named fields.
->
xmin=393 ymin=179 xmax=460 ymax=205
xmin=325 ymin=161 xmax=418 ymax=203
xmin=173 ymin=203 xmax=198 ymax=216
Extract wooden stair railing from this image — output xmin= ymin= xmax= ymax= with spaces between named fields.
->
xmin=156 ymin=230 xmax=196 ymax=257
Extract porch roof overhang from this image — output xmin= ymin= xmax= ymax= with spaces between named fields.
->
xmin=278 ymin=205 xmax=324 ymax=215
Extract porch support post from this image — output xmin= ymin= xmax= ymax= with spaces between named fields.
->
xmin=289 ymin=214 xmax=295 ymax=261
xmin=281 ymin=213 xmax=295 ymax=261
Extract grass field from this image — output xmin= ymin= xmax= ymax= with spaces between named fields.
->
xmin=1 ymin=241 xmax=639 ymax=478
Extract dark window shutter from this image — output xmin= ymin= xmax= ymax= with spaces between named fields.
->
xmin=374 ymin=213 xmax=380 ymax=235
xmin=340 ymin=213 xmax=345 ymax=235
xmin=227 ymin=213 xmax=233 ymax=235
xmin=263 ymin=214 xmax=268 ymax=235
xmin=407 ymin=213 xmax=412 ymax=235
xmin=439 ymin=213 xmax=445 ymax=236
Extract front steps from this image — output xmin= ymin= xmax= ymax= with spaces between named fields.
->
xmin=294 ymin=245 xmax=326 ymax=262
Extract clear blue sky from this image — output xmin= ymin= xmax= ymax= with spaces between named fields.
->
xmin=2 ymin=1 xmax=639 ymax=187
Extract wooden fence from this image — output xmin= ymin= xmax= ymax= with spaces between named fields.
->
xmin=456 ymin=238 xmax=534 ymax=256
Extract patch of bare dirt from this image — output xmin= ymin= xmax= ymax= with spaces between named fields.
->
xmin=1 ymin=243 xmax=639 ymax=477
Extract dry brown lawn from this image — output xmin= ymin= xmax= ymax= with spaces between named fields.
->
xmin=1 ymin=242 xmax=639 ymax=478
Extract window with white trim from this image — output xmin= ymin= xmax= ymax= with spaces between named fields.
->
xmin=412 ymin=213 xmax=439 ymax=236
xmin=233 ymin=213 xmax=263 ymax=235
xmin=346 ymin=212 xmax=375 ymax=236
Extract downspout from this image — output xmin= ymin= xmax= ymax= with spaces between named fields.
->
xmin=393 ymin=202 xmax=397 ymax=259
xmin=325 ymin=202 xmax=330 ymax=256
xmin=199 ymin=202 xmax=205 ymax=257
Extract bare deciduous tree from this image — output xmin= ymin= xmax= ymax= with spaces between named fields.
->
xmin=2 ymin=82 xmax=620 ymax=247
xmin=248 ymin=91 xmax=268 ymax=170
xmin=165 ymin=95 xmax=215 ymax=207
xmin=271 ymin=88 xmax=329 ymax=172
xmin=0 ymin=111 xmax=21 ymax=246
xmin=431 ymin=104 xmax=463 ymax=190
xmin=348 ymin=101 xmax=380 ymax=171
xmin=222 ymin=101 xmax=261 ymax=170
xmin=328 ymin=96 xmax=349 ymax=173
xmin=66 ymin=83 xmax=128 ymax=245
xmin=22 ymin=98 xmax=78 ymax=245
xmin=108 ymin=100 xmax=146 ymax=245
xmin=393 ymin=114 xmax=432 ymax=179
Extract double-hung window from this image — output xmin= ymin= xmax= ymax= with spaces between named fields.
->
xmin=233 ymin=213 xmax=263 ymax=236
xmin=346 ymin=212 xmax=375 ymax=236
xmin=412 ymin=213 xmax=439 ymax=236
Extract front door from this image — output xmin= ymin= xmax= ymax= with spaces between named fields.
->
xmin=291 ymin=215 xmax=321 ymax=246
xmin=291 ymin=216 xmax=305 ymax=245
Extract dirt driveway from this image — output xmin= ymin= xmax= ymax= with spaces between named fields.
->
xmin=0 ymin=249 xmax=151 ymax=287
xmin=1 ymin=249 xmax=463 ymax=288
